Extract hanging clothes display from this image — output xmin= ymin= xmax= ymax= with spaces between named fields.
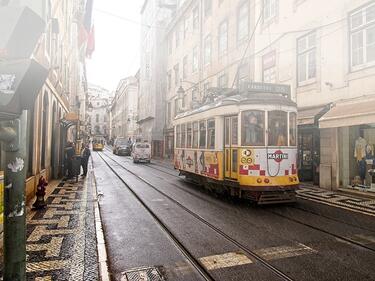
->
xmin=354 ymin=136 xmax=367 ymax=161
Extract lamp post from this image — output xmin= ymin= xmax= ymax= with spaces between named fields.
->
xmin=176 ymin=85 xmax=185 ymax=113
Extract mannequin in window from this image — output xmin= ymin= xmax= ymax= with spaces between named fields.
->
xmin=354 ymin=132 xmax=367 ymax=162
xmin=354 ymin=131 xmax=367 ymax=184
xmin=365 ymin=144 xmax=374 ymax=159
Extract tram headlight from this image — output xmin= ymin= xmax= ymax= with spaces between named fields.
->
xmin=289 ymin=177 xmax=294 ymax=182
xmin=256 ymin=178 xmax=262 ymax=184
xmin=264 ymin=178 xmax=270 ymax=184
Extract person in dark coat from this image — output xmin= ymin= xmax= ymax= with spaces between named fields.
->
xmin=65 ymin=142 xmax=75 ymax=179
xmin=80 ymin=143 xmax=91 ymax=177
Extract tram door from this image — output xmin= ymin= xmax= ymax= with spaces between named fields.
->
xmin=224 ymin=116 xmax=238 ymax=179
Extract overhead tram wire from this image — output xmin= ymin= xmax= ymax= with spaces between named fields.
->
xmin=95 ymin=5 xmax=348 ymax=93
xmin=181 ymin=18 xmax=347 ymax=94
xmin=230 ymin=4 xmax=264 ymax=89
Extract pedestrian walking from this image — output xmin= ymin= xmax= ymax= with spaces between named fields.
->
xmin=81 ymin=143 xmax=91 ymax=177
xmin=65 ymin=142 xmax=75 ymax=179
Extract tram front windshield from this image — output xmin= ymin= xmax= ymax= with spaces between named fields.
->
xmin=241 ymin=110 xmax=296 ymax=147
xmin=242 ymin=110 xmax=265 ymax=146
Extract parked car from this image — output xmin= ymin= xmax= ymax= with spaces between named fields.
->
xmin=132 ymin=142 xmax=151 ymax=163
xmin=116 ymin=144 xmax=131 ymax=156
xmin=113 ymin=138 xmax=128 ymax=155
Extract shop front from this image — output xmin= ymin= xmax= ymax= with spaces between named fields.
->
xmin=297 ymin=105 xmax=330 ymax=185
xmin=319 ymin=97 xmax=375 ymax=193
xmin=164 ymin=128 xmax=174 ymax=160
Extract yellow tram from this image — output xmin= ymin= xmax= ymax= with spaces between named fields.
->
xmin=92 ymin=135 xmax=105 ymax=151
xmin=174 ymin=83 xmax=299 ymax=204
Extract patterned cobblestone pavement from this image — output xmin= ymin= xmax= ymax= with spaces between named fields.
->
xmin=297 ymin=185 xmax=375 ymax=217
xmin=25 ymin=173 xmax=99 ymax=280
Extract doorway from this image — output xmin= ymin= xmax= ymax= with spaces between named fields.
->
xmin=224 ymin=116 xmax=238 ymax=180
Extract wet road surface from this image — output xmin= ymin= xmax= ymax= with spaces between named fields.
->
xmin=93 ymin=149 xmax=375 ymax=281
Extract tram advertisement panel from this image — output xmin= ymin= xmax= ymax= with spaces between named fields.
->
xmin=175 ymin=149 xmax=224 ymax=180
xmin=238 ymin=148 xmax=298 ymax=186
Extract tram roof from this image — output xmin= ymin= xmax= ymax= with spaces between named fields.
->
xmin=175 ymin=87 xmax=296 ymax=120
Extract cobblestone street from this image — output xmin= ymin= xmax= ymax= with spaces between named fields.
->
xmin=25 ymin=170 xmax=99 ymax=281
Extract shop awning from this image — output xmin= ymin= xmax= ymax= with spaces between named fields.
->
xmin=298 ymin=105 xmax=330 ymax=126
xmin=319 ymin=97 xmax=375 ymax=128
xmin=60 ymin=112 xmax=79 ymax=129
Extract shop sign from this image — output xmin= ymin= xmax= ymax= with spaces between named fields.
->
xmin=268 ymin=150 xmax=288 ymax=163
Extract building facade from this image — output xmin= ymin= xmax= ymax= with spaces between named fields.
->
xmin=164 ymin=0 xmax=256 ymax=158
xmin=251 ymin=0 xmax=375 ymax=192
xmin=139 ymin=0 xmax=175 ymax=157
xmin=87 ymin=84 xmax=112 ymax=139
xmin=111 ymin=76 xmax=139 ymax=141
xmin=164 ymin=0 xmax=375 ymax=194
xmin=0 ymin=0 xmax=91 ymax=202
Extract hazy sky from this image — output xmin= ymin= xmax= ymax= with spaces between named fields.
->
xmin=86 ymin=1 xmax=143 ymax=92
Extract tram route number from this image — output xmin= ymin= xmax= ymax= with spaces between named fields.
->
xmin=241 ymin=149 xmax=254 ymax=164
xmin=241 ymin=157 xmax=253 ymax=164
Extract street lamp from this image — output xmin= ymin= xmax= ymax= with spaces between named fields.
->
xmin=176 ymin=85 xmax=185 ymax=113
xmin=177 ymin=85 xmax=185 ymax=99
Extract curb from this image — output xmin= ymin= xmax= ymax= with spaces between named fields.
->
xmin=91 ymin=165 xmax=111 ymax=281
xmin=299 ymin=183 xmax=375 ymax=200
xmin=338 ymin=187 xmax=375 ymax=200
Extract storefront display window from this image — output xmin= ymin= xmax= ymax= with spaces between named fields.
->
xmin=339 ymin=125 xmax=375 ymax=192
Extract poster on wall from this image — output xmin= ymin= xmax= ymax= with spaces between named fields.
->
xmin=0 ymin=171 xmax=3 ymax=224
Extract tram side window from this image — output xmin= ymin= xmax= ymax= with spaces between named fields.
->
xmin=268 ymin=111 xmax=288 ymax=146
xmin=181 ymin=124 xmax=186 ymax=148
xmin=289 ymin=112 xmax=297 ymax=146
xmin=193 ymin=122 xmax=199 ymax=148
xmin=187 ymin=123 xmax=192 ymax=148
xmin=199 ymin=121 xmax=207 ymax=148
xmin=232 ymin=117 xmax=238 ymax=145
xmin=242 ymin=111 xmax=265 ymax=146
xmin=176 ymin=125 xmax=181 ymax=148
xmin=207 ymin=119 xmax=215 ymax=149
xmin=225 ymin=118 xmax=230 ymax=146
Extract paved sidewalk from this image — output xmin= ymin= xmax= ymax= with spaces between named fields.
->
xmin=24 ymin=170 xmax=100 ymax=280
xmin=298 ymin=185 xmax=375 ymax=217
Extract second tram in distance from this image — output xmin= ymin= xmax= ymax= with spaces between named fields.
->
xmin=174 ymin=83 xmax=299 ymax=204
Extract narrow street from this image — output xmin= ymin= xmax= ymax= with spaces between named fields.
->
xmin=3 ymin=1 xmax=375 ymax=280
xmin=93 ymin=149 xmax=375 ymax=281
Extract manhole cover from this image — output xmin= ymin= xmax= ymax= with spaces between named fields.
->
xmin=121 ymin=266 xmax=164 ymax=281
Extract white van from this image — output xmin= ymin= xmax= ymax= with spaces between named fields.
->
xmin=132 ymin=142 xmax=151 ymax=163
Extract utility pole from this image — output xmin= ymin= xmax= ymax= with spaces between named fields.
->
xmin=0 ymin=112 xmax=28 ymax=281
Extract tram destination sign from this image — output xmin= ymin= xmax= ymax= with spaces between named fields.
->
xmin=241 ymin=82 xmax=291 ymax=97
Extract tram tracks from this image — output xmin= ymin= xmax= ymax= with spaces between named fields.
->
xmin=97 ymin=152 xmax=214 ymax=281
xmin=107 ymin=152 xmax=375 ymax=254
xmin=97 ymin=151 xmax=295 ymax=281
